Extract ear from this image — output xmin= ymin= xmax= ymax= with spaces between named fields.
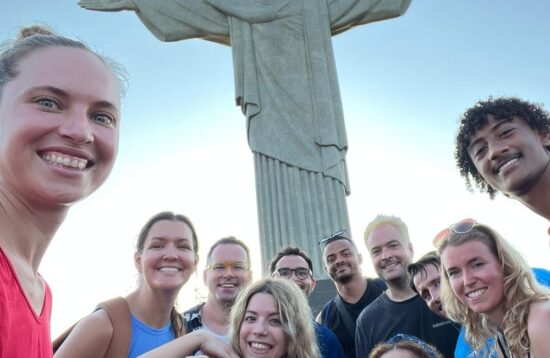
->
xmin=408 ymin=242 xmax=414 ymax=258
xmin=134 ymin=251 xmax=142 ymax=273
xmin=310 ymin=277 xmax=317 ymax=291
xmin=203 ymin=267 xmax=208 ymax=285
xmin=358 ymin=252 xmax=363 ymax=265
xmin=539 ymin=130 xmax=550 ymax=147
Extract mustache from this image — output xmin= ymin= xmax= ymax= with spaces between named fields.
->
xmin=491 ymin=152 xmax=520 ymax=174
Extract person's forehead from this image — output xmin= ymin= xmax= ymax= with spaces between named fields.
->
xmin=210 ymin=243 xmax=248 ymax=261
xmin=413 ymin=264 xmax=440 ymax=287
xmin=367 ymin=224 xmax=406 ymax=247
xmin=324 ymin=238 xmax=355 ymax=255
xmin=276 ymin=255 xmax=309 ymax=269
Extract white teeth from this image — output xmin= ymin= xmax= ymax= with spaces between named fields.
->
xmin=251 ymin=342 xmax=271 ymax=349
xmin=499 ymin=158 xmax=518 ymax=172
xmin=466 ymin=288 xmax=486 ymax=298
xmin=43 ymin=153 xmax=88 ymax=170
xmin=158 ymin=267 xmax=180 ymax=272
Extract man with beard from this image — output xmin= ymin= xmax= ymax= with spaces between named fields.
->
xmin=316 ymin=231 xmax=386 ymax=358
xmin=183 ymin=237 xmax=251 ymax=352
xmin=269 ymin=246 xmax=344 ymax=358
xmin=356 ymin=215 xmax=459 ymax=357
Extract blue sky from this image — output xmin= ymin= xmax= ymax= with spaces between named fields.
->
xmin=2 ymin=1 xmax=549 ymax=335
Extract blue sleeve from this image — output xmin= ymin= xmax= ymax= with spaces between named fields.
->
xmin=315 ymin=322 xmax=344 ymax=358
xmin=532 ymin=267 xmax=550 ymax=287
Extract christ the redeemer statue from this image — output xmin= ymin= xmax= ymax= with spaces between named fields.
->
xmin=80 ymin=0 xmax=411 ymax=276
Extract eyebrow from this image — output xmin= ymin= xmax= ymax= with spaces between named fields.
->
xmin=468 ymin=118 xmax=513 ymax=152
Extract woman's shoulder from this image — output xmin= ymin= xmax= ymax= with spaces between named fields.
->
xmin=54 ymin=309 xmax=114 ymax=358
xmin=527 ymin=298 xmax=550 ymax=356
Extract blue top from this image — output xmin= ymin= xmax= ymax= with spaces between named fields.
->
xmin=128 ymin=314 xmax=175 ymax=358
xmin=315 ymin=321 xmax=344 ymax=358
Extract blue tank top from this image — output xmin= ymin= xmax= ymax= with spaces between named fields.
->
xmin=128 ymin=314 xmax=175 ymax=358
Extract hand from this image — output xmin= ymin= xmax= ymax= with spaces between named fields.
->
xmin=78 ymin=0 xmax=136 ymax=11
xmin=198 ymin=332 xmax=239 ymax=358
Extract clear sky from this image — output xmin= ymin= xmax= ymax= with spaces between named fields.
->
xmin=2 ymin=1 xmax=549 ymax=336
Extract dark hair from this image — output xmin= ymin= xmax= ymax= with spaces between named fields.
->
xmin=407 ymin=251 xmax=441 ymax=293
xmin=369 ymin=334 xmax=443 ymax=358
xmin=268 ymin=246 xmax=314 ymax=274
xmin=455 ymin=96 xmax=550 ymax=198
xmin=136 ymin=211 xmax=198 ymax=337
xmin=0 ymin=24 xmax=127 ymax=99
xmin=206 ymin=236 xmax=250 ymax=266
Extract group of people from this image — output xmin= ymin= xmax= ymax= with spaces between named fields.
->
xmin=1 ymin=19 xmax=550 ymax=358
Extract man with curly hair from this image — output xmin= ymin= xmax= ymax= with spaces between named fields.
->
xmin=455 ymin=96 xmax=550 ymax=221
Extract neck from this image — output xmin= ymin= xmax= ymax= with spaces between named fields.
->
xmin=201 ymin=297 xmax=232 ymax=335
xmin=0 ymin=187 xmax=68 ymax=272
xmin=517 ymin=163 xmax=550 ymax=221
xmin=127 ymin=286 xmax=178 ymax=328
xmin=335 ymin=275 xmax=368 ymax=304
xmin=385 ymin=277 xmax=416 ymax=302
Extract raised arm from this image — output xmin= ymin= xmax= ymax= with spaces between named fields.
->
xmin=138 ymin=330 xmax=239 ymax=358
xmin=528 ymin=300 xmax=550 ymax=357
xmin=78 ymin=0 xmax=136 ymax=11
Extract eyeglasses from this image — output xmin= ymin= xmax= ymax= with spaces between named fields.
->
xmin=386 ymin=334 xmax=439 ymax=358
xmin=433 ymin=218 xmax=477 ymax=248
xmin=319 ymin=229 xmax=350 ymax=252
xmin=272 ymin=267 xmax=312 ymax=280
xmin=206 ymin=261 xmax=249 ymax=273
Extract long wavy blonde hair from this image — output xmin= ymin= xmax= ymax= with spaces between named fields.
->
xmin=438 ymin=224 xmax=549 ymax=357
xmin=229 ymin=277 xmax=320 ymax=358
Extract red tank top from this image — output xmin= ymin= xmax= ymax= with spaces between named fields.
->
xmin=0 ymin=248 xmax=53 ymax=357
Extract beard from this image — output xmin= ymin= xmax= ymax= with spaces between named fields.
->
xmin=331 ymin=270 xmax=354 ymax=284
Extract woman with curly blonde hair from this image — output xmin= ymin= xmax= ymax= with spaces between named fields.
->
xmin=229 ymin=277 xmax=320 ymax=358
xmin=435 ymin=219 xmax=550 ymax=357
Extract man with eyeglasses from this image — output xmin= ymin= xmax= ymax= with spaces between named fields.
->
xmin=269 ymin=246 xmax=344 ymax=358
xmin=183 ymin=236 xmax=252 ymax=352
xmin=316 ymin=230 xmax=386 ymax=358
xmin=356 ymin=215 xmax=459 ymax=358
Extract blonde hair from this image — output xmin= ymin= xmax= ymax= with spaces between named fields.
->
xmin=229 ymin=278 xmax=320 ymax=358
xmin=364 ymin=214 xmax=410 ymax=247
xmin=438 ymin=224 xmax=549 ymax=356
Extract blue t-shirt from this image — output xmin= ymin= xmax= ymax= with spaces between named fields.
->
xmin=128 ymin=314 xmax=175 ymax=358
xmin=315 ymin=321 xmax=344 ymax=358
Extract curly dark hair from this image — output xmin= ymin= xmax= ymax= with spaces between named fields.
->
xmin=455 ymin=96 xmax=550 ymax=198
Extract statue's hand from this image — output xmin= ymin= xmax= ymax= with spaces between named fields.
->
xmin=78 ymin=0 xmax=136 ymax=11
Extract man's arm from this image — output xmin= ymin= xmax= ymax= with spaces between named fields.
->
xmin=79 ymin=0 xmax=136 ymax=11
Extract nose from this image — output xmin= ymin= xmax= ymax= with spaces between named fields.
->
xmin=252 ymin=320 xmax=267 ymax=336
xmin=58 ymin=110 xmax=94 ymax=144
xmin=463 ymin=269 xmax=476 ymax=287
xmin=381 ymin=247 xmax=392 ymax=260
xmin=162 ymin=244 xmax=179 ymax=260
xmin=488 ymin=140 xmax=509 ymax=161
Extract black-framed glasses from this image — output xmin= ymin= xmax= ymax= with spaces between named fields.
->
xmin=272 ymin=267 xmax=312 ymax=280
xmin=318 ymin=229 xmax=350 ymax=252
xmin=433 ymin=218 xmax=477 ymax=248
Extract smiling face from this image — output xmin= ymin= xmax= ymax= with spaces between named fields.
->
xmin=274 ymin=255 xmax=316 ymax=296
xmin=441 ymin=239 xmax=506 ymax=325
xmin=468 ymin=115 xmax=550 ymax=198
xmin=323 ymin=239 xmax=362 ymax=285
xmin=412 ymin=264 xmax=445 ymax=317
xmin=367 ymin=224 xmax=413 ymax=285
xmin=204 ymin=243 xmax=252 ymax=305
xmin=135 ymin=220 xmax=197 ymax=292
xmin=239 ymin=292 xmax=287 ymax=358
xmin=0 ymin=46 xmax=120 ymax=208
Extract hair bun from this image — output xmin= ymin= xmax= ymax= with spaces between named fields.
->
xmin=17 ymin=25 xmax=55 ymax=41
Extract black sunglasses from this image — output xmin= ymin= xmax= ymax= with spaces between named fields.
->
xmin=318 ymin=229 xmax=350 ymax=252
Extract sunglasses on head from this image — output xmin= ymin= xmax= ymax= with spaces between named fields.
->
xmin=318 ymin=229 xmax=350 ymax=252
xmin=433 ymin=218 xmax=477 ymax=248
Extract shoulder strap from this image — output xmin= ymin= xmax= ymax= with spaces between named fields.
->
xmin=96 ymin=297 xmax=132 ymax=358
xmin=334 ymin=295 xmax=356 ymax=338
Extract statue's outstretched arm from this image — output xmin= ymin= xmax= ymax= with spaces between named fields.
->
xmin=78 ymin=0 xmax=136 ymax=11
